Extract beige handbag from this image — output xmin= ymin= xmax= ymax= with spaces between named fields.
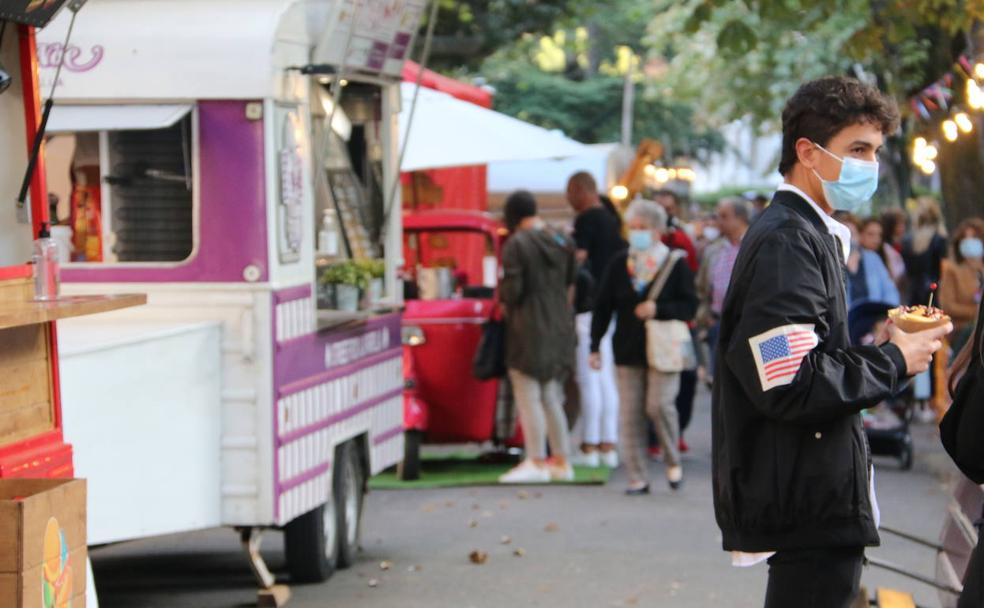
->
xmin=644 ymin=250 xmax=697 ymax=373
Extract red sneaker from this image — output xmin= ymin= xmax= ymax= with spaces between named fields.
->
xmin=678 ymin=437 xmax=690 ymax=453
xmin=648 ymin=446 xmax=662 ymax=461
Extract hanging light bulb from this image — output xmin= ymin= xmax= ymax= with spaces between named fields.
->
xmin=920 ymin=160 xmax=936 ymax=175
xmin=610 ymin=185 xmax=629 ymax=201
xmin=955 ymin=112 xmax=974 ymax=133
xmin=943 ymin=120 xmax=959 ymax=142
xmin=976 ymin=63 xmax=984 ymax=79
xmin=924 ymin=144 xmax=938 ymax=160
xmin=968 ymin=79 xmax=984 ymax=110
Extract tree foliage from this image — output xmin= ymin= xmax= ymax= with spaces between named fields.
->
xmin=646 ymin=0 xmax=984 ymax=219
xmin=420 ymin=0 xmax=586 ymax=71
xmin=485 ymin=54 xmax=725 ymax=159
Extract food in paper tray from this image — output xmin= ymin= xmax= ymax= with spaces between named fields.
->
xmin=888 ymin=305 xmax=950 ymax=333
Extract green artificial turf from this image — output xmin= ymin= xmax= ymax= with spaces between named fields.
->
xmin=369 ymin=454 xmax=611 ymax=490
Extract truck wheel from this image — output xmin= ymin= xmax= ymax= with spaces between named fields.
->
xmin=335 ymin=441 xmax=365 ymax=568
xmin=398 ymin=430 xmax=422 ymax=481
xmin=284 ymin=486 xmax=339 ymax=583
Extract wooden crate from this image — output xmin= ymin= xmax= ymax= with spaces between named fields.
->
xmin=0 ymin=479 xmax=86 ymax=607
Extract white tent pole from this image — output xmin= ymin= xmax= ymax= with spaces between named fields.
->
xmin=381 ymin=0 xmax=440 ymax=241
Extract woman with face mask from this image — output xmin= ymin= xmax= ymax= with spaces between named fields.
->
xmin=940 ymin=218 xmax=984 ymax=354
xmin=589 ymin=199 xmax=698 ymax=494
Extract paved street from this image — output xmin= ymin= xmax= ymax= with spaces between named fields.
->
xmin=91 ymin=390 xmax=962 ymax=608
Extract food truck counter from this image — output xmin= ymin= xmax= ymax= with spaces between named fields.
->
xmin=0 ymin=293 xmax=146 ymax=331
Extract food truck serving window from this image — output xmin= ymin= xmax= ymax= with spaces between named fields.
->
xmin=44 ymin=104 xmax=197 ymax=263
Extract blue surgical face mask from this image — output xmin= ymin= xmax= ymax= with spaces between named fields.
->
xmin=960 ymin=237 xmax=984 ymax=260
xmin=628 ymin=229 xmax=654 ymax=252
xmin=812 ymin=143 xmax=879 ymax=213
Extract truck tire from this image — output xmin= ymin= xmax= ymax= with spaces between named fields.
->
xmin=398 ymin=430 xmax=422 ymax=481
xmin=284 ymin=485 xmax=339 ymax=583
xmin=335 ymin=441 xmax=365 ymax=568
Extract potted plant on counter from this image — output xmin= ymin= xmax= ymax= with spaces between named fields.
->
xmin=320 ymin=261 xmax=368 ymax=312
xmin=357 ymin=259 xmax=386 ymax=306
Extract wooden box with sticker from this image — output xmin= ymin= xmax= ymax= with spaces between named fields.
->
xmin=0 ymin=479 xmax=87 ymax=607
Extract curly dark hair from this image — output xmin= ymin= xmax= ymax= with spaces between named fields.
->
xmin=779 ymin=76 xmax=900 ymax=176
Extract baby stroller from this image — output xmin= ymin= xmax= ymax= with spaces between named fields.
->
xmin=848 ymin=301 xmax=915 ymax=470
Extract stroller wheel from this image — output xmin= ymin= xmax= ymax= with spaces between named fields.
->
xmin=898 ymin=436 xmax=914 ymax=471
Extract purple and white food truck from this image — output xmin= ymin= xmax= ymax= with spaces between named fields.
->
xmin=35 ymin=0 xmax=424 ymax=598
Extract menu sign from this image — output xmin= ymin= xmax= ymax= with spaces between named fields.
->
xmin=317 ymin=0 xmax=427 ymax=77
xmin=0 ymin=0 xmax=72 ymax=27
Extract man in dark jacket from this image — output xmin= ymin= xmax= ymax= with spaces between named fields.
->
xmin=712 ymin=76 xmax=952 ymax=608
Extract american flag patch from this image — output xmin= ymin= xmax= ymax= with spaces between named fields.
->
xmin=748 ymin=324 xmax=820 ymax=391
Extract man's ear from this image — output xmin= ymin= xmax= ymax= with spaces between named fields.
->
xmin=795 ymin=137 xmax=820 ymax=170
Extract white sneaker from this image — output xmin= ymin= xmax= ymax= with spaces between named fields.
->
xmin=499 ymin=460 xmax=550 ymax=484
xmin=570 ymin=450 xmax=600 ymax=468
xmin=547 ymin=461 xmax=574 ymax=482
xmin=600 ymin=450 xmax=619 ymax=469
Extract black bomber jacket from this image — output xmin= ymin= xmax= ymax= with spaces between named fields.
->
xmin=711 ymin=189 xmax=908 ymax=553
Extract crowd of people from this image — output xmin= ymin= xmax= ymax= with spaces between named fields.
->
xmin=492 ymin=74 xmax=984 ymax=608
xmin=496 ymin=170 xmax=754 ymax=492
xmin=496 ymin=171 xmax=984 ymax=488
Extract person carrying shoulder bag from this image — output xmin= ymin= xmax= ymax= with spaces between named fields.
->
xmin=941 ymin=295 xmax=984 ymax=608
xmin=590 ymin=198 xmax=698 ymax=494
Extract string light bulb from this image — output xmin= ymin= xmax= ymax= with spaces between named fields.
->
xmin=943 ymin=119 xmax=959 ymax=142
xmin=968 ymin=79 xmax=984 ymax=110
xmin=610 ymin=185 xmax=629 ymax=201
xmin=920 ymin=160 xmax=936 ymax=175
xmin=924 ymin=144 xmax=938 ymax=160
xmin=976 ymin=63 xmax=984 ymax=79
xmin=955 ymin=112 xmax=974 ymax=133
xmin=654 ymin=168 xmax=670 ymax=183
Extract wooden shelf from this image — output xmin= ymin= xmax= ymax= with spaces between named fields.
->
xmin=0 ymin=294 xmax=147 ymax=331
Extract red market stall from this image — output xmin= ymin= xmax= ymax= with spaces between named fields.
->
xmin=0 ymin=2 xmax=143 ymax=481
xmin=400 ymin=60 xmax=491 ymax=213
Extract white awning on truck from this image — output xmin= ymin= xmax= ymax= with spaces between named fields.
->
xmin=47 ymin=104 xmax=193 ymax=133
xmin=399 ymin=83 xmax=589 ymax=172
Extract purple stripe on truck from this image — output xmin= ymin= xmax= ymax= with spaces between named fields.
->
xmin=278 ymin=386 xmax=403 ymax=445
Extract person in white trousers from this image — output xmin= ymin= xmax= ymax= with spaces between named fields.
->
xmin=567 ymin=172 xmax=625 ymax=468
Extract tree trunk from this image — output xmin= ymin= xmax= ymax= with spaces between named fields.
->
xmin=938 ymin=19 xmax=984 ymax=228
xmin=937 ymin=126 xmax=984 ymax=230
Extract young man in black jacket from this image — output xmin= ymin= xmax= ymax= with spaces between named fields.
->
xmin=711 ymin=76 xmax=953 ymax=607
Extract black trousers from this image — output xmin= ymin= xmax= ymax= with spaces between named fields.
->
xmin=676 ymin=368 xmax=697 ymax=432
xmin=764 ymin=547 xmax=864 ymax=608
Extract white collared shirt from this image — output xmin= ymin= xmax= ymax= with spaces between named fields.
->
xmin=775 ymin=183 xmax=852 ymax=264
xmin=729 ymin=183 xmax=879 ymax=569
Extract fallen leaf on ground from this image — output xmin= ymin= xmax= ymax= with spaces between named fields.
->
xmin=468 ymin=519 xmax=479 ymax=528
xmin=407 ymin=565 xmax=422 ymax=573
xmin=469 ymin=550 xmax=488 ymax=565
xmin=481 ymin=510 xmax=495 ymax=518
xmin=368 ymin=579 xmax=379 ymax=588
xmin=500 ymin=535 xmax=511 ymax=545
xmin=471 ymin=503 xmax=481 ymax=511
xmin=516 ymin=490 xmax=529 ymax=500
xmin=544 ymin=522 xmax=559 ymax=532
xmin=445 ymin=500 xmax=456 ymax=508
xmin=513 ymin=547 xmax=526 ymax=557
xmin=379 ymin=561 xmax=392 ymax=571
xmin=533 ymin=492 xmax=543 ymax=499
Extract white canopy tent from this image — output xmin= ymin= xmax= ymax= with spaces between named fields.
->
xmin=398 ymin=82 xmax=589 ymax=172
